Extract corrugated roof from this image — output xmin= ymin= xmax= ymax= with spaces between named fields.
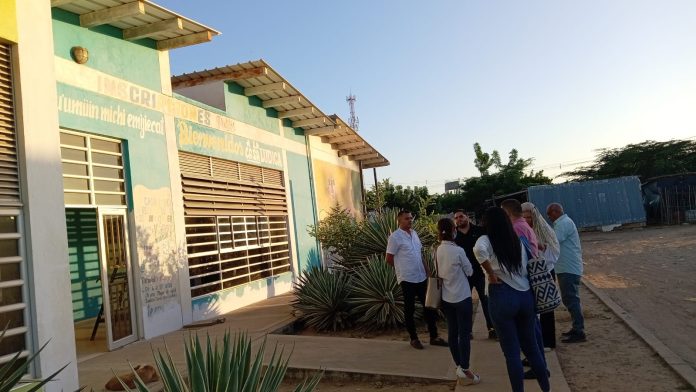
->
xmin=171 ymin=60 xmax=389 ymax=168
xmin=51 ymin=0 xmax=220 ymax=50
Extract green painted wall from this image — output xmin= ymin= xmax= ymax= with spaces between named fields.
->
xmin=286 ymin=151 xmax=321 ymax=271
xmin=283 ymin=119 xmax=307 ymax=144
xmin=52 ymin=8 xmax=162 ymax=92
xmin=66 ymin=208 xmax=102 ymax=321
xmin=57 ymin=83 xmax=171 ymax=190
xmin=224 ymin=82 xmax=280 ymax=135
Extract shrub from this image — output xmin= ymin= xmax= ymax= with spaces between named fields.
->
xmin=349 ymin=254 xmax=404 ymax=330
xmin=307 ymin=204 xmax=360 ymax=264
xmin=292 ymin=267 xmax=353 ymax=332
xmin=117 ymin=332 xmax=322 ymax=392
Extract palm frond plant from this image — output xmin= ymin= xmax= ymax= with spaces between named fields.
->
xmin=292 ymin=266 xmax=353 ymax=332
xmin=0 ymin=323 xmax=69 ymax=392
xmin=349 ymin=254 xmax=404 ymax=331
xmin=117 ymin=332 xmax=322 ymax=392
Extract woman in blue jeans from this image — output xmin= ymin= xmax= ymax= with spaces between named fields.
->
xmin=473 ymin=207 xmax=550 ymax=392
xmin=436 ymin=218 xmax=480 ymax=385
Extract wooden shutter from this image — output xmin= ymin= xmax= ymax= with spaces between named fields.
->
xmin=0 ymin=44 xmax=20 ymax=204
xmin=179 ymin=152 xmax=287 ymax=216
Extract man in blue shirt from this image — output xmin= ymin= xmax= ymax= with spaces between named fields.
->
xmin=546 ymin=203 xmax=586 ymax=343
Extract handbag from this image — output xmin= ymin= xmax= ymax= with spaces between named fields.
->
xmin=424 ymin=248 xmax=443 ymax=309
xmin=521 ymin=237 xmax=561 ymax=314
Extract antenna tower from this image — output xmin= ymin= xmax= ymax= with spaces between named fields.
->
xmin=346 ymin=93 xmax=359 ymax=131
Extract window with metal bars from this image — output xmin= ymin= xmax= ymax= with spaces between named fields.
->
xmin=0 ymin=43 xmax=28 ymax=369
xmin=179 ymin=151 xmax=291 ymax=298
xmin=185 ymin=215 xmax=291 ymax=298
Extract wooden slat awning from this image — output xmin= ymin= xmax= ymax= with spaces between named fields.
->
xmin=171 ymin=60 xmax=389 ymax=168
xmin=51 ymin=0 xmax=220 ymax=50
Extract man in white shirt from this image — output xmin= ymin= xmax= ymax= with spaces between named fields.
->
xmin=386 ymin=210 xmax=448 ymax=349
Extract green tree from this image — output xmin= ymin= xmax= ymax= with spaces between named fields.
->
xmin=473 ymin=142 xmax=501 ymax=175
xmin=461 ymin=143 xmax=552 ymax=210
xmin=563 ymin=139 xmax=696 ymax=181
xmin=364 ymin=179 xmax=435 ymax=215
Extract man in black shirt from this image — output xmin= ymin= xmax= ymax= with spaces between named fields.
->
xmin=453 ymin=209 xmax=496 ymax=339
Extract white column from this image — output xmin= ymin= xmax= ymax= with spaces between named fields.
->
xmin=14 ymin=1 xmax=79 ymax=391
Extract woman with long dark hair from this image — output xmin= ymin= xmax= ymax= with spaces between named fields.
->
xmin=436 ymin=218 xmax=480 ymax=385
xmin=473 ymin=207 xmax=550 ymax=392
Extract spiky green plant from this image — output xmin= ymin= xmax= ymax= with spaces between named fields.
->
xmin=349 ymin=254 xmax=404 ymax=330
xmin=0 ymin=325 xmax=68 ymax=392
xmin=341 ymin=209 xmax=398 ymax=269
xmin=421 ymin=245 xmax=437 ymax=278
xmin=117 ymin=332 xmax=322 ymax=392
xmin=342 ymin=209 xmax=438 ymax=269
xmin=292 ymin=267 xmax=353 ymax=332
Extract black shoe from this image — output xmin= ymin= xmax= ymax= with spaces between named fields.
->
xmin=524 ymin=369 xmax=550 ymax=379
xmin=521 ymin=358 xmax=531 ymax=367
xmin=561 ymin=332 xmax=587 ymax=343
xmin=410 ymin=339 xmax=424 ymax=349
xmin=430 ymin=337 xmax=449 ymax=346
xmin=488 ymin=328 xmax=498 ymax=340
xmin=469 ymin=333 xmax=474 ymax=340
xmin=561 ymin=329 xmax=575 ymax=337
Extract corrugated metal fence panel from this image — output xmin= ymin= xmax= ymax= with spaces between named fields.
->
xmin=528 ymin=176 xmax=646 ymax=228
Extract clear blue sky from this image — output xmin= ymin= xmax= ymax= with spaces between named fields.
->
xmin=161 ymin=0 xmax=696 ymax=193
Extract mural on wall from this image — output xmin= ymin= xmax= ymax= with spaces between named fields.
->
xmin=55 ymin=80 xmax=184 ymax=336
xmin=133 ymin=186 xmax=183 ymax=318
xmin=312 ymin=159 xmax=363 ymax=219
xmin=176 ymin=119 xmax=283 ymax=170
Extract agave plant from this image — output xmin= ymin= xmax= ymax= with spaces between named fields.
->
xmin=292 ymin=266 xmax=353 ymax=332
xmin=0 ymin=325 xmax=68 ymax=392
xmin=342 ymin=209 xmax=439 ymax=269
xmin=421 ymin=245 xmax=437 ymax=278
xmin=341 ymin=209 xmax=398 ymax=269
xmin=117 ymin=332 xmax=322 ymax=392
xmin=349 ymin=254 xmax=404 ymax=330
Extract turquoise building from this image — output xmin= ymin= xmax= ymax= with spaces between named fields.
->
xmin=0 ymin=0 xmax=388 ymax=389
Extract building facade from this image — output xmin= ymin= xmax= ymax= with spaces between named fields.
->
xmin=1 ymin=1 xmax=388 ymax=389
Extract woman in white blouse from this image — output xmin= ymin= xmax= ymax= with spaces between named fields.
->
xmin=473 ymin=207 xmax=549 ymax=392
xmin=436 ymin=217 xmax=480 ymax=385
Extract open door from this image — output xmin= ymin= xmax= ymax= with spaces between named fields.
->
xmin=97 ymin=208 xmax=138 ymax=350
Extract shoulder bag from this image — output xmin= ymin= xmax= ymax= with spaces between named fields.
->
xmin=425 ymin=247 xmax=442 ymax=309
xmin=521 ymin=237 xmax=561 ymax=314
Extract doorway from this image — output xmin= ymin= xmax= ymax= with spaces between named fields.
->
xmin=68 ymin=207 xmax=138 ymax=360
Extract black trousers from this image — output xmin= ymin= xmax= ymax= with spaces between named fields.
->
xmin=540 ymin=269 xmax=556 ymax=348
xmin=468 ymin=273 xmax=494 ymax=330
xmin=400 ymin=279 xmax=438 ymax=341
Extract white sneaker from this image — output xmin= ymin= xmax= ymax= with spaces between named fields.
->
xmin=456 ymin=367 xmax=481 ymax=385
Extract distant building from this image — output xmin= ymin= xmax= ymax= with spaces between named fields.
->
xmin=445 ymin=179 xmax=465 ymax=194
xmin=642 ymin=172 xmax=696 ymax=225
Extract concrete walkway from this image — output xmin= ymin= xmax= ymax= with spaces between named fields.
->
xmin=77 ymin=294 xmax=296 ymax=390
xmin=77 ymin=294 xmax=571 ymax=391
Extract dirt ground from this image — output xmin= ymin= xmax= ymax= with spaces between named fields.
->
xmin=553 ymin=224 xmax=696 ymax=392
xmin=581 ymin=225 xmax=696 ymax=370
xmin=554 ymin=284 xmax=690 ymax=391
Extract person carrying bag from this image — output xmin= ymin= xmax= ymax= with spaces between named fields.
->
xmin=521 ymin=236 xmax=561 ymax=314
xmin=435 ymin=218 xmax=480 ymax=385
